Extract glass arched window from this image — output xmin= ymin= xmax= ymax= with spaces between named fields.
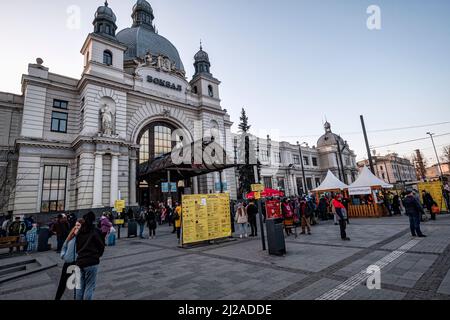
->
xmin=105 ymin=24 xmax=111 ymax=35
xmin=103 ymin=50 xmax=113 ymax=66
xmin=138 ymin=122 xmax=181 ymax=164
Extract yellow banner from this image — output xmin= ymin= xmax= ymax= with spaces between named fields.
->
xmin=182 ymin=194 xmax=231 ymax=245
xmin=114 ymin=200 xmax=126 ymax=213
xmin=418 ymin=181 xmax=447 ymax=211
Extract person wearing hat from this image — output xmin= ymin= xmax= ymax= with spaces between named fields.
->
xmin=403 ymin=189 xmax=426 ymax=237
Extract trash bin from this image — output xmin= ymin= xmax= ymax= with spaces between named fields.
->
xmin=127 ymin=219 xmax=138 ymax=238
xmin=266 ymin=218 xmax=286 ymax=256
xmin=37 ymin=227 xmax=51 ymax=252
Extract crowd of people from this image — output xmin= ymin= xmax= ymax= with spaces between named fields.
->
xmin=0 ymin=183 xmax=448 ymax=300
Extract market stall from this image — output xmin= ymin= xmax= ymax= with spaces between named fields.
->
xmin=347 ymin=166 xmax=393 ymax=218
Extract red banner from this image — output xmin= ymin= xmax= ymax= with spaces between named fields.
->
xmin=266 ymin=200 xmax=282 ymax=219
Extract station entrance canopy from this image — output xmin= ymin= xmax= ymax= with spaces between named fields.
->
xmin=138 ymin=140 xmax=237 ymax=181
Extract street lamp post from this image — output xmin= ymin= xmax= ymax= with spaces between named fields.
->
xmin=297 ymin=142 xmax=308 ymax=196
xmin=427 ymin=132 xmax=444 ymax=182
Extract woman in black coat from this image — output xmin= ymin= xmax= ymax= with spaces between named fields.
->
xmin=147 ymin=207 xmax=158 ymax=239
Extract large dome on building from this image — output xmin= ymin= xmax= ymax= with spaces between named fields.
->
xmin=317 ymin=121 xmax=345 ymax=148
xmin=116 ymin=0 xmax=185 ymax=72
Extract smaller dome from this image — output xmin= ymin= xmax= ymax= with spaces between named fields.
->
xmin=95 ymin=1 xmax=117 ymax=23
xmin=133 ymin=0 xmax=154 ymax=15
xmin=317 ymin=121 xmax=345 ymax=148
xmin=194 ymin=49 xmax=210 ymax=63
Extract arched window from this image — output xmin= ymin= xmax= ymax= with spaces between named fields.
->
xmin=138 ymin=122 xmax=180 ymax=164
xmin=105 ymin=24 xmax=111 ymax=35
xmin=103 ymin=50 xmax=113 ymax=66
xmin=208 ymin=85 xmax=214 ymax=97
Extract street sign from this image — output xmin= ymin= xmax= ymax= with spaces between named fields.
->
xmin=114 ymin=200 xmax=126 ymax=213
xmin=251 ymin=184 xmax=264 ymax=192
xmin=114 ymin=219 xmax=124 ymax=225
xmin=170 ymin=182 xmax=178 ymax=192
xmin=162 ymin=183 xmax=169 ymax=193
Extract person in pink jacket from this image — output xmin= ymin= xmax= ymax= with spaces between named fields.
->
xmin=100 ymin=213 xmax=113 ymax=241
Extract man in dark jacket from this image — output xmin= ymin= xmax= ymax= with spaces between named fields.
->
xmin=246 ymin=201 xmax=258 ymax=237
xmin=52 ymin=214 xmax=70 ymax=253
xmin=75 ymin=211 xmax=105 ymax=300
xmin=403 ymin=190 xmax=426 ymax=237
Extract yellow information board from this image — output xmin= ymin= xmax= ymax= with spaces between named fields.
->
xmin=182 ymin=193 xmax=231 ymax=245
xmin=418 ymin=181 xmax=448 ymax=211
xmin=251 ymin=184 xmax=264 ymax=192
xmin=114 ymin=200 xmax=126 ymax=213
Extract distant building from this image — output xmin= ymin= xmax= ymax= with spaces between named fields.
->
xmin=357 ymin=153 xmax=417 ymax=185
xmin=234 ymin=122 xmax=358 ymax=197
xmin=426 ymin=162 xmax=450 ymax=181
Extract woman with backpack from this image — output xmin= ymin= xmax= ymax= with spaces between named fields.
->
xmin=137 ymin=207 xmax=148 ymax=239
xmin=55 ymin=218 xmax=84 ymax=300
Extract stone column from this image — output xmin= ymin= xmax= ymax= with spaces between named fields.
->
xmin=110 ymin=154 xmax=119 ymax=207
xmin=129 ymin=156 xmax=137 ymax=206
xmin=221 ymin=170 xmax=227 ymax=192
xmin=93 ymin=152 xmax=103 ymax=208
xmin=192 ymin=176 xmax=199 ymax=194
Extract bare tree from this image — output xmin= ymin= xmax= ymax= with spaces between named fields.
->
xmin=442 ymin=145 xmax=450 ymax=164
xmin=411 ymin=150 xmax=427 ymax=180
xmin=0 ymin=151 xmax=18 ymax=214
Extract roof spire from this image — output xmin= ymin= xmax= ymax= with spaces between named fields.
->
xmin=200 ymin=39 xmax=203 ymax=51
xmin=105 ymin=1 xmax=108 ymax=6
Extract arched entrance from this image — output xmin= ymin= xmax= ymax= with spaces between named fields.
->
xmin=137 ymin=121 xmax=190 ymax=206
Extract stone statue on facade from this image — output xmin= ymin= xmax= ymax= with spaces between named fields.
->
xmin=100 ymin=104 xmax=114 ymax=136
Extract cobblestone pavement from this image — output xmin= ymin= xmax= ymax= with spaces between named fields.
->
xmin=1 ymin=215 xmax=450 ymax=300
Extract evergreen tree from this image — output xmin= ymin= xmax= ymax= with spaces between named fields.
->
xmin=236 ymin=108 xmax=259 ymax=199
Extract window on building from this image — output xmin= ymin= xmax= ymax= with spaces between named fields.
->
xmin=105 ymin=24 xmax=111 ymax=35
xmin=51 ymin=112 xmax=68 ymax=133
xmin=275 ymin=152 xmax=281 ymax=163
xmin=41 ymin=166 xmax=67 ymax=213
xmin=139 ymin=130 xmax=150 ymax=164
xmin=53 ymin=99 xmax=68 ymax=110
xmin=293 ymin=155 xmax=300 ymax=165
xmin=380 ymin=165 xmax=384 ymax=171
xmin=260 ymin=149 xmax=268 ymax=162
xmin=296 ymin=178 xmax=304 ymax=195
xmin=303 ymin=156 xmax=310 ymax=166
xmin=345 ymin=157 xmax=350 ymax=166
xmin=208 ymin=85 xmax=214 ymax=97
xmin=154 ymin=125 xmax=172 ymax=158
xmin=312 ymin=157 xmax=318 ymax=167
xmin=103 ymin=50 xmax=113 ymax=66
xmin=315 ymin=178 xmax=321 ymax=187
xmin=382 ymin=173 xmax=386 ymax=180
xmin=306 ymin=178 xmax=313 ymax=191
xmin=277 ymin=178 xmax=285 ymax=191
xmin=193 ymin=86 xmax=198 ymax=94
xmin=263 ymin=177 xmax=272 ymax=189
xmin=76 ymin=156 xmax=80 ymax=178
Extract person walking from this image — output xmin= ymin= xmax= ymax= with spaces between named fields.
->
xmin=246 ymin=201 xmax=258 ymax=237
xmin=55 ymin=219 xmax=83 ymax=300
xmin=392 ymin=194 xmax=401 ymax=216
xmin=332 ymin=195 xmax=350 ymax=241
xmin=8 ymin=216 xmax=27 ymax=253
xmin=75 ymin=212 xmax=105 ymax=301
xmin=137 ymin=207 xmax=148 ymax=239
xmin=299 ymin=197 xmax=312 ymax=235
xmin=281 ymin=198 xmax=294 ymax=236
xmin=51 ymin=214 xmax=70 ymax=253
xmin=422 ymin=191 xmax=436 ymax=221
xmin=403 ymin=189 xmax=427 ymax=238
xmin=235 ymin=202 xmax=248 ymax=238
xmin=99 ymin=213 xmax=113 ymax=242
xmin=147 ymin=205 xmax=157 ymax=239
xmin=174 ymin=203 xmax=182 ymax=243
xmin=318 ymin=195 xmax=328 ymax=221
xmin=1 ymin=215 xmax=12 ymax=238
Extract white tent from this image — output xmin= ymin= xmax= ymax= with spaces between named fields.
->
xmin=313 ymin=170 xmax=349 ymax=192
xmin=348 ymin=166 xmax=393 ymax=195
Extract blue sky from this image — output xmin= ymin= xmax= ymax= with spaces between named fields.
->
xmin=1 ymin=0 xmax=449 ymax=164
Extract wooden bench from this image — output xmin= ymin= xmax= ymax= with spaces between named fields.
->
xmin=0 ymin=236 xmax=26 ymax=252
